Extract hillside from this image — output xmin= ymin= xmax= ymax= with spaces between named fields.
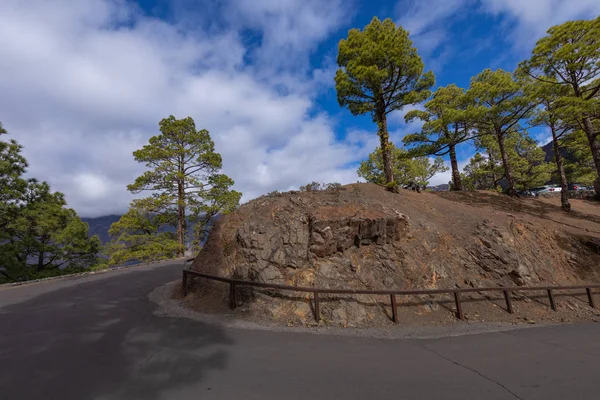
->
xmin=185 ymin=183 xmax=600 ymax=327
xmin=82 ymin=215 xmax=122 ymax=244
xmin=82 ymin=215 xmax=215 ymax=247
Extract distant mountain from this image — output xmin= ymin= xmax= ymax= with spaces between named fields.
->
xmin=542 ymin=141 xmax=575 ymax=164
xmin=81 ymin=214 xmax=217 ymax=246
xmin=427 ymin=184 xmax=450 ymax=192
xmin=81 ymin=215 xmax=122 ymax=244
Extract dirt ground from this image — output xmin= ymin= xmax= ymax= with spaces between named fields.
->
xmin=176 ymin=280 xmax=600 ymax=329
xmin=183 ymin=184 xmax=600 ymax=328
xmin=438 ymin=191 xmax=600 ymax=239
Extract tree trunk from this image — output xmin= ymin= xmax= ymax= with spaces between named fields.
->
xmin=376 ymin=103 xmax=394 ymax=185
xmin=177 ymin=180 xmax=186 ymax=258
xmin=497 ymin=132 xmax=517 ymax=196
xmin=582 ymin=117 xmax=600 ymax=197
xmin=37 ymin=250 xmax=44 ymax=272
xmin=488 ymin=151 xmax=499 ymax=190
xmin=551 ymin=124 xmax=570 ymax=211
xmin=449 ymin=144 xmax=462 ymax=191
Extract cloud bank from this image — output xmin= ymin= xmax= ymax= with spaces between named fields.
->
xmin=1 ymin=0 xmax=598 ymax=216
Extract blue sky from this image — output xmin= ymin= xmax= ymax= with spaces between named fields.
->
xmin=1 ymin=0 xmax=599 ymax=216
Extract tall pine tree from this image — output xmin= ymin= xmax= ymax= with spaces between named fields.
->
xmin=467 ymin=69 xmax=535 ymax=196
xmin=112 ymin=116 xmax=241 ymax=261
xmin=403 ymin=84 xmax=473 ymax=191
xmin=335 ymin=17 xmax=434 ymax=187
xmin=519 ymin=17 xmax=600 ymax=194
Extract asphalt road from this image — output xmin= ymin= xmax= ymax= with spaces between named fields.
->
xmin=1 ymin=261 xmax=600 ymax=400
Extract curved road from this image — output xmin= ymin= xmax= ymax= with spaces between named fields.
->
xmin=1 ymin=261 xmax=599 ymax=400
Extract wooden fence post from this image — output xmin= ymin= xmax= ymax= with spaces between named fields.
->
xmin=314 ymin=291 xmax=320 ymax=322
xmin=503 ymin=290 xmax=513 ymax=314
xmin=230 ymin=283 xmax=237 ymax=309
xmin=547 ymin=289 xmax=556 ymax=311
xmin=390 ymin=294 xmax=398 ymax=323
xmin=587 ymin=288 xmax=595 ymax=308
xmin=454 ymin=292 xmax=464 ymax=320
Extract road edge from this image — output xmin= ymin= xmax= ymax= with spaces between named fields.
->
xmin=0 ymin=258 xmax=187 ymax=289
xmin=149 ymin=280 xmax=550 ymax=340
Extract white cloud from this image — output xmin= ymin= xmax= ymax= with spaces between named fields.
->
xmin=532 ymin=127 xmax=553 ymax=146
xmin=480 ymin=0 xmax=600 ymax=49
xmin=395 ymin=0 xmax=600 ymax=72
xmin=396 ymin=0 xmax=473 ymax=70
xmin=5 ymin=0 xmax=590 ymax=219
xmin=397 ymin=0 xmax=471 ymax=39
xmin=233 ymin=0 xmax=351 ymax=72
xmin=0 ymin=0 xmax=359 ymax=217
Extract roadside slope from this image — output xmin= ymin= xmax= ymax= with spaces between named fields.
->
xmin=188 ymin=184 xmax=600 ymax=326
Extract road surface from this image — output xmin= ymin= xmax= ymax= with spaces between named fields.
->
xmin=1 ymin=261 xmax=599 ymax=400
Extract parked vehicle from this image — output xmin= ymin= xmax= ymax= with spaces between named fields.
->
xmin=568 ymin=183 xmax=587 ymax=190
xmin=531 ymin=185 xmax=562 ymax=196
xmin=517 ymin=189 xmax=536 ymax=197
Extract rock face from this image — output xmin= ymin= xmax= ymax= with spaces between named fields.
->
xmin=190 ymin=184 xmax=600 ymax=327
xmin=230 ymin=203 xmax=409 ymax=293
xmin=467 ymin=220 xmax=533 ymax=285
xmin=234 ymin=204 xmax=408 ymax=283
xmin=309 ymin=206 xmax=407 ymax=257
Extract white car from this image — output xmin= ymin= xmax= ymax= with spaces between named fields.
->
xmin=532 ymin=185 xmax=562 ymax=195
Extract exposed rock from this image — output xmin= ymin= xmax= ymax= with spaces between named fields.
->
xmin=309 ymin=206 xmax=408 ymax=257
xmin=234 ymin=202 xmax=409 ymax=283
xmin=329 ymin=300 xmax=368 ymax=327
xmin=509 ymin=263 xmax=532 ymax=286
xmin=256 ymin=264 xmax=283 ymax=283
xmin=190 ymin=183 xmax=600 ymax=327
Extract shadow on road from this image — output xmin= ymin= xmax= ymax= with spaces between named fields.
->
xmin=0 ymin=265 xmax=233 ymax=400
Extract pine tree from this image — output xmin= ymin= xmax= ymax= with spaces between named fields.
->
xmin=519 ymin=17 xmax=600 ymax=194
xmin=403 ymin=84 xmax=473 ymax=190
xmin=113 ymin=116 xmax=241 ymax=261
xmin=358 ymin=143 xmax=447 ymax=187
xmin=467 ymin=69 xmax=535 ymax=195
xmin=1 ymin=123 xmax=100 ymax=282
xmin=464 ymin=131 xmax=552 ymax=191
xmin=336 ymin=17 xmax=435 ymax=187
xmin=105 ymin=197 xmax=180 ymax=265
xmin=526 ymin=78 xmax=574 ymax=210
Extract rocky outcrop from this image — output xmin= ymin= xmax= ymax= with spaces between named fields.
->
xmin=189 ymin=184 xmax=600 ymax=327
xmin=234 ymin=203 xmax=408 ymax=285
xmin=467 ymin=219 xmax=533 ymax=286
xmin=309 ymin=206 xmax=407 ymax=257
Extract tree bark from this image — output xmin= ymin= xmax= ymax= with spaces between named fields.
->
xmin=376 ymin=102 xmax=394 ymax=185
xmin=551 ymin=124 xmax=570 ymax=211
xmin=488 ymin=151 xmax=499 ymax=190
xmin=449 ymin=144 xmax=462 ymax=191
xmin=37 ymin=250 xmax=44 ymax=272
xmin=177 ymin=178 xmax=186 ymax=258
xmin=582 ymin=117 xmax=600 ymax=196
xmin=497 ymin=131 xmax=517 ymax=196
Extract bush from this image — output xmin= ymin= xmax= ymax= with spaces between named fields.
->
xmin=385 ymin=181 xmax=400 ymax=192
xmin=299 ymin=182 xmax=343 ymax=192
xmin=299 ymin=181 xmax=323 ymax=191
